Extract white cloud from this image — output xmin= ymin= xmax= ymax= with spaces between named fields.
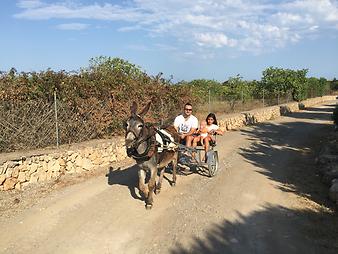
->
xmin=270 ymin=12 xmax=306 ymax=26
xmin=14 ymin=2 xmax=143 ymax=21
xmin=281 ymin=0 xmax=338 ymax=22
xmin=17 ymin=0 xmax=43 ymax=9
xmin=55 ymin=23 xmax=89 ymax=30
xmin=309 ymin=25 xmax=319 ymax=31
xmin=13 ymin=0 xmax=338 ymax=55
xmin=195 ymin=33 xmax=237 ymax=48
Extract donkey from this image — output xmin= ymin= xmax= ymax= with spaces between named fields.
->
xmin=124 ymin=101 xmax=180 ymax=209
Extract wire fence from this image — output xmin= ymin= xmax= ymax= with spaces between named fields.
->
xmin=197 ymin=92 xmax=294 ymax=116
xmin=198 ymin=88 xmax=334 ymax=116
xmin=0 ymin=91 xmax=112 ymax=153
xmin=0 ymin=89 xmax=334 ymax=153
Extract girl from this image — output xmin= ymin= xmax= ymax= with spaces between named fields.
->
xmin=203 ymin=113 xmax=223 ymax=153
xmin=192 ymin=113 xmax=223 ymax=160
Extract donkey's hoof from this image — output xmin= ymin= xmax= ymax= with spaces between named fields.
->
xmin=155 ymin=188 xmax=161 ymax=195
xmin=145 ymin=204 xmax=153 ymax=210
xmin=171 ymin=182 xmax=176 ymax=187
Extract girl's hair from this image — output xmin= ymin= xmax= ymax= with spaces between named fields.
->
xmin=206 ymin=113 xmax=218 ymax=125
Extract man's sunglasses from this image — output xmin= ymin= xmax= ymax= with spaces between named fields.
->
xmin=184 ymin=108 xmax=192 ymax=111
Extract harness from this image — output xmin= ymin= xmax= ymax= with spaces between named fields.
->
xmin=126 ymin=124 xmax=157 ymax=162
xmin=155 ymin=128 xmax=176 ymax=150
xmin=126 ymin=124 xmax=177 ymax=162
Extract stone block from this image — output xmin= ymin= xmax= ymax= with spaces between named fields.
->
xmin=30 ymin=172 xmax=39 ymax=183
xmin=82 ymin=158 xmax=94 ymax=171
xmin=58 ymin=158 xmax=66 ymax=166
xmin=17 ymin=172 xmax=26 ymax=183
xmin=15 ymin=182 xmax=21 ymax=190
xmin=12 ymin=167 xmax=19 ymax=178
xmin=5 ymin=168 xmax=13 ymax=178
xmin=28 ymin=164 xmax=38 ymax=175
xmin=0 ymin=174 xmax=6 ymax=185
xmin=38 ymin=171 xmax=47 ymax=182
xmin=323 ymin=169 xmax=338 ymax=185
xmin=3 ymin=178 xmax=17 ymax=190
xmin=329 ymin=180 xmax=338 ymax=203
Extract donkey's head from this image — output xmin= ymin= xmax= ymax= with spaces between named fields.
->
xmin=124 ymin=101 xmax=151 ymax=149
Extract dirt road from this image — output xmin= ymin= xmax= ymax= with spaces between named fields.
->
xmin=1 ymin=101 xmax=338 ymax=254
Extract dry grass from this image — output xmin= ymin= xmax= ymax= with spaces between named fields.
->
xmin=195 ymin=99 xmax=266 ymax=120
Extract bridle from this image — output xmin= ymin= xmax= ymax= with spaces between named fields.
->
xmin=125 ymin=117 xmax=157 ymax=162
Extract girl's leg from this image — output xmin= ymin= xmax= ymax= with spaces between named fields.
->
xmin=204 ymin=136 xmax=211 ymax=162
xmin=199 ymin=137 xmax=205 ymax=161
xmin=204 ymin=136 xmax=210 ymax=151
xmin=191 ymin=136 xmax=200 ymax=158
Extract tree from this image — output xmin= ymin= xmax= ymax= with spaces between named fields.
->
xmin=222 ymin=75 xmax=248 ymax=111
xmin=177 ymin=79 xmax=222 ymax=105
xmin=261 ymin=67 xmax=308 ymax=101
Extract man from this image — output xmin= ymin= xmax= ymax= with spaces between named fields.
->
xmin=174 ymin=102 xmax=198 ymax=147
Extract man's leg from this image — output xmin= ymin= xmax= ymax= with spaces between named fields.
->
xmin=192 ymin=136 xmax=199 ymax=148
xmin=191 ymin=136 xmax=200 ymax=158
xmin=185 ymin=135 xmax=194 ymax=147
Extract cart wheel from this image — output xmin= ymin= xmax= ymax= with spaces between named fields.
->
xmin=206 ymin=150 xmax=219 ymax=177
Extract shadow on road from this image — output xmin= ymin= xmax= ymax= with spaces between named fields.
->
xmin=286 ymin=106 xmax=334 ymax=121
xmin=306 ymin=105 xmax=335 ymax=112
xmin=106 ymin=165 xmax=143 ymax=201
xmin=214 ymin=104 xmax=338 ymax=252
xmin=239 ymin=105 xmax=335 ymax=207
xmin=170 ymin=104 xmax=338 ymax=254
xmin=105 ymin=164 xmax=180 ymax=200
xmin=170 ymin=205 xmax=338 ymax=254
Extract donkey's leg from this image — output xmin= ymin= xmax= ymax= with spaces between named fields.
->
xmin=146 ymin=166 xmax=157 ymax=209
xmin=138 ymin=169 xmax=149 ymax=199
xmin=171 ymin=153 xmax=178 ymax=186
xmin=155 ymin=167 xmax=165 ymax=195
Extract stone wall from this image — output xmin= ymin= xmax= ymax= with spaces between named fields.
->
xmin=218 ymin=113 xmax=247 ymax=131
xmin=0 ymin=138 xmax=127 ymax=191
xmin=280 ymin=102 xmax=299 ymax=115
xmin=316 ymin=131 xmax=338 ymax=206
xmin=299 ymin=96 xmax=336 ymax=109
xmin=218 ymin=95 xmax=337 ymax=131
xmin=244 ymin=105 xmax=281 ymax=125
xmin=0 ymin=95 xmax=336 ymax=191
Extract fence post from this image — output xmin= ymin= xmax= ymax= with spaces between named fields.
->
xmin=54 ymin=88 xmax=59 ymax=148
xmin=160 ymin=99 xmax=164 ymax=126
xmin=208 ymin=89 xmax=211 ymax=112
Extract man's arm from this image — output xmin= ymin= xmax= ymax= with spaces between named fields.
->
xmin=179 ymin=127 xmax=195 ymax=139
xmin=174 ymin=125 xmax=179 ymax=132
xmin=173 ymin=115 xmax=181 ymax=133
xmin=185 ymin=128 xmax=197 ymax=137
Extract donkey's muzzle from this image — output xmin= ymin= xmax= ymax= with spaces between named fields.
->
xmin=125 ymin=132 xmax=136 ymax=148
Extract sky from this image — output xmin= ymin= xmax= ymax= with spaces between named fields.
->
xmin=0 ymin=0 xmax=338 ymax=82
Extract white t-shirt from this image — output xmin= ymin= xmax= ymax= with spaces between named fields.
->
xmin=174 ymin=114 xmax=198 ymax=134
xmin=207 ymin=124 xmax=219 ymax=132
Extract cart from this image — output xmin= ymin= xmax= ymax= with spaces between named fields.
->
xmin=178 ymin=137 xmax=219 ymax=177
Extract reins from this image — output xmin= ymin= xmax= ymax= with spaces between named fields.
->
xmin=126 ymin=123 xmax=157 ymax=162
xmin=126 ymin=122 xmax=182 ymax=162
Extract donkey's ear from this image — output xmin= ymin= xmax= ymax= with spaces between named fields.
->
xmin=131 ymin=102 xmax=137 ymax=114
xmin=139 ymin=101 xmax=151 ymax=116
